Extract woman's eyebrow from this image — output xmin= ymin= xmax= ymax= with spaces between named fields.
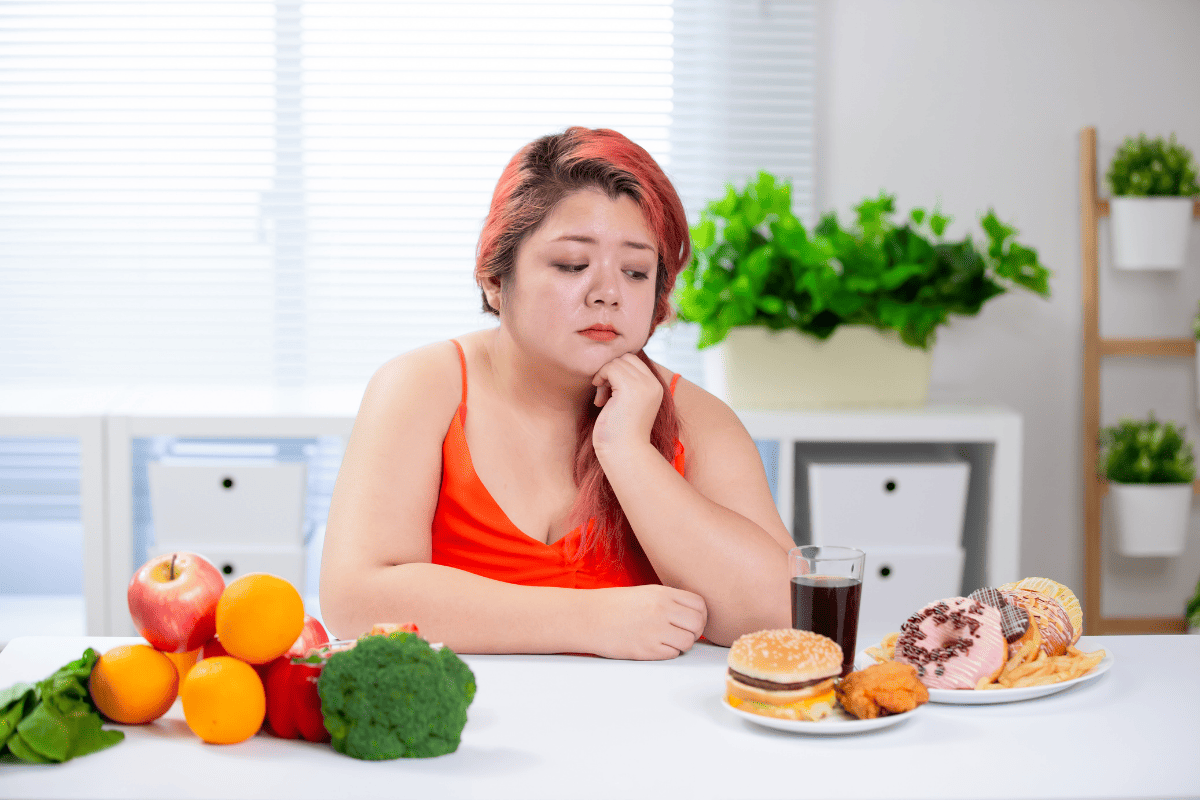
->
xmin=551 ymin=234 xmax=654 ymax=251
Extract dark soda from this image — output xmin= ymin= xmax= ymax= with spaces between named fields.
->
xmin=791 ymin=575 xmax=862 ymax=678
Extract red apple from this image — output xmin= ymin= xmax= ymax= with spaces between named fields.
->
xmin=128 ymin=552 xmax=225 ymax=652
xmin=284 ymin=615 xmax=330 ymax=659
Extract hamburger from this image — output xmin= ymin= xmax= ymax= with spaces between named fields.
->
xmin=725 ymin=629 xmax=842 ymax=721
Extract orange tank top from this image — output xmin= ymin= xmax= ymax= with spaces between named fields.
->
xmin=430 ymin=340 xmax=685 ymax=589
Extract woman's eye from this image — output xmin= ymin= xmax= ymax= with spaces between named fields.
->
xmin=624 ymin=269 xmax=650 ymax=280
xmin=554 ymin=263 xmax=588 ymax=273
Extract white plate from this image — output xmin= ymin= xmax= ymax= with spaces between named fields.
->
xmin=721 ymin=697 xmax=921 ymax=735
xmin=854 ymin=650 xmax=1114 ymax=705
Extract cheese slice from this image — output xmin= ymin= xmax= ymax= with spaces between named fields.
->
xmin=727 ymin=687 xmax=835 ymax=720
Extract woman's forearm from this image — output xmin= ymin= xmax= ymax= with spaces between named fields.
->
xmin=320 ymin=561 xmax=590 ymax=654
xmin=601 ymin=443 xmax=792 ymax=645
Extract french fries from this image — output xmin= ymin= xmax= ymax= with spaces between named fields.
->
xmin=868 ymin=629 xmax=1105 ymax=691
xmin=865 ymin=632 xmax=899 ymax=664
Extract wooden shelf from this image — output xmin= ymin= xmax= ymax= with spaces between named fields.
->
xmin=1079 ymin=127 xmax=1195 ymax=637
xmin=1099 ymin=337 xmax=1196 ymax=358
xmin=1096 ymin=198 xmax=1200 ymax=217
xmin=1090 ymin=616 xmax=1188 ymax=635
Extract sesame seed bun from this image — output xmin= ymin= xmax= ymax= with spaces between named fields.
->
xmin=727 ymin=629 xmax=843 ymax=684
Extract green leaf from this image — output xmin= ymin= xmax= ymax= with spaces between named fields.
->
xmin=929 ymin=212 xmax=951 ymax=238
xmin=880 ymin=262 xmax=928 ymax=290
xmin=909 ymin=207 xmax=926 ymax=226
xmin=5 ymin=731 xmax=53 ymax=764
xmin=742 ymin=245 xmax=773 ymax=283
xmin=757 ymin=295 xmax=784 ymax=314
xmin=0 ymin=648 xmax=123 ymax=764
xmin=692 ymin=218 xmax=716 ymax=251
xmin=723 ymin=218 xmax=750 ymax=252
xmin=0 ymin=685 xmax=35 ymax=750
xmin=711 ymin=185 xmax=738 ymax=217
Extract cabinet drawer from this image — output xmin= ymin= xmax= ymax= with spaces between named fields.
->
xmin=148 ymin=543 xmax=306 ymax=594
xmin=858 ymin=545 xmax=965 ymax=646
xmin=148 ymin=462 xmax=307 ymax=547
xmin=808 ymin=462 xmax=970 ymax=548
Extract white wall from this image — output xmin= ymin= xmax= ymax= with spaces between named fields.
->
xmin=816 ymin=0 xmax=1200 ymax=617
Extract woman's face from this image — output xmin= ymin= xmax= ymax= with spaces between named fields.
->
xmin=488 ymin=188 xmax=659 ymax=377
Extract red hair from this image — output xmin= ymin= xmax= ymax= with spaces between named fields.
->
xmin=475 ymin=127 xmax=691 ymax=561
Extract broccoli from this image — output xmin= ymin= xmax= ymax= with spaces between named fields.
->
xmin=317 ymin=631 xmax=476 ymax=759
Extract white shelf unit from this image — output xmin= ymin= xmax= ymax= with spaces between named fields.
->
xmin=738 ymin=404 xmax=1023 ymax=591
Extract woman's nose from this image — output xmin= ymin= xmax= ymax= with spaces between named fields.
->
xmin=586 ymin=266 xmax=621 ymax=306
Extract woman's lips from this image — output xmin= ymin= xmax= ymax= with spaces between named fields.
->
xmin=580 ymin=327 xmax=618 ymax=342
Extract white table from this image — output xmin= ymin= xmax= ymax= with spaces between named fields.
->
xmin=0 ymin=634 xmax=1195 ymax=800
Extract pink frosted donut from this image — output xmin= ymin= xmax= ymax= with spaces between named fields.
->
xmin=893 ymin=597 xmax=1006 ymax=690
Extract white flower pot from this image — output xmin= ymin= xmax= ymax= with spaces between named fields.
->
xmin=1108 ymin=482 xmax=1193 ymax=557
xmin=1109 ymin=196 xmax=1194 ymax=270
xmin=703 ymin=325 xmax=933 ymax=410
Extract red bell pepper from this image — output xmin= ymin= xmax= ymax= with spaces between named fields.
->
xmin=263 ymin=622 xmax=421 ymax=743
xmin=264 ymin=656 xmax=330 ymax=743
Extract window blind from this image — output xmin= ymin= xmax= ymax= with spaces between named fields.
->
xmin=1 ymin=0 xmax=814 ymax=389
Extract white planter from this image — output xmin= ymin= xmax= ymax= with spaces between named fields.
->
xmin=1108 ymin=482 xmax=1194 ymax=557
xmin=1109 ymin=196 xmax=1194 ymax=270
xmin=702 ymin=325 xmax=933 ymax=410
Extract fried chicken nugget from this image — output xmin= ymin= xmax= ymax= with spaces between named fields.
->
xmin=835 ymin=661 xmax=930 ymax=719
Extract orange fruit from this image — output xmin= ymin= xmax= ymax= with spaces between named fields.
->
xmin=89 ymin=644 xmax=178 ymax=724
xmin=180 ymin=656 xmax=265 ymax=744
xmin=215 ymin=573 xmax=305 ymax=665
xmin=164 ymin=648 xmax=201 ymax=680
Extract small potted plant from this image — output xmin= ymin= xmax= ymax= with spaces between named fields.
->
xmin=1099 ymin=414 xmax=1196 ymax=557
xmin=675 ymin=172 xmax=1051 ymax=408
xmin=1106 ymin=133 xmax=1199 ymax=270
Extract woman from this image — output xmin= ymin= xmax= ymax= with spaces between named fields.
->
xmin=320 ymin=127 xmax=792 ymax=659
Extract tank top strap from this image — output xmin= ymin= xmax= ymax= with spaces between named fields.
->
xmin=450 ymin=339 xmax=468 ymax=405
xmin=669 ymin=372 xmax=681 ymax=396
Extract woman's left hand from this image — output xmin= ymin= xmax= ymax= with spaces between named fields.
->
xmin=591 ymin=353 xmax=663 ymax=461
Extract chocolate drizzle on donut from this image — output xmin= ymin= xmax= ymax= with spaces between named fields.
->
xmin=970 ymin=586 xmax=1030 ymax=643
xmin=895 ymin=600 xmax=986 ymax=677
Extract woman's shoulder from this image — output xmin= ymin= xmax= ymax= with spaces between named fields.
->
xmin=651 ymin=362 xmax=747 ymax=440
xmin=359 ymin=338 xmax=468 ymax=427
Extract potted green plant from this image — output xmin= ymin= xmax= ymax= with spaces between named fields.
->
xmin=675 ymin=173 xmax=1051 ymax=408
xmin=1099 ymin=414 xmax=1196 ymax=556
xmin=1106 ymin=133 xmax=1199 ymax=270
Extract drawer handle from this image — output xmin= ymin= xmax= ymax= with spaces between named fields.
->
xmin=221 ymin=563 xmax=235 ymax=576
xmin=879 ymin=565 xmax=892 ymax=578
xmin=884 ymin=479 xmax=897 ymax=493
xmin=221 ymin=476 xmax=235 ymax=490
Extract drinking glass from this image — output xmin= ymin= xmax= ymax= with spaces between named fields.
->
xmin=789 ymin=545 xmax=865 ymax=678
